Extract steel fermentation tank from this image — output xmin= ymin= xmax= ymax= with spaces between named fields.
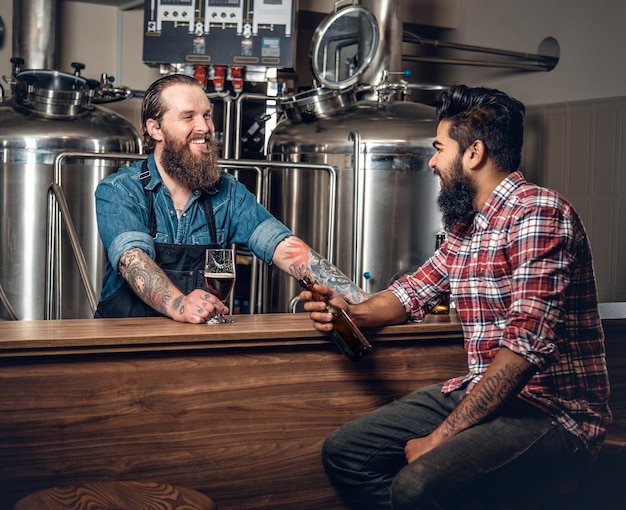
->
xmin=265 ymin=3 xmax=443 ymax=311
xmin=0 ymin=65 xmax=141 ymax=320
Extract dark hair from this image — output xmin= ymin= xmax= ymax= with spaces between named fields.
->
xmin=141 ymin=74 xmax=202 ymax=153
xmin=436 ymin=84 xmax=526 ymax=172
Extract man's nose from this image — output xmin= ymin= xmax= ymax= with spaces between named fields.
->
xmin=194 ymin=119 xmax=214 ymax=138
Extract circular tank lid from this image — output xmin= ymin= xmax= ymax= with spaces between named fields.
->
xmin=310 ymin=4 xmax=379 ymax=90
xmin=10 ymin=69 xmax=94 ymax=118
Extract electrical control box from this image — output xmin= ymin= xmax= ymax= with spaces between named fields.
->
xmin=143 ymin=0 xmax=297 ymax=68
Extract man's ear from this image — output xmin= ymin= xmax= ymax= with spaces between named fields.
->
xmin=146 ymin=118 xmax=163 ymax=142
xmin=465 ymin=140 xmax=487 ymax=169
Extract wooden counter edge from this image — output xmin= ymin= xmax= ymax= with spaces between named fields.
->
xmin=0 ymin=312 xmax=463 ymax=358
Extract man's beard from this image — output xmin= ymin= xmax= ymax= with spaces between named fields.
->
xmin=437 ymin=155 xmax=477 ymax=231
xmin=160 ymin=133 xmax=221 ymax=190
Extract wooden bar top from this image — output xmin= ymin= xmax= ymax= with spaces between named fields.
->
xmin=0 ymin=312 xmax=463 ymax=357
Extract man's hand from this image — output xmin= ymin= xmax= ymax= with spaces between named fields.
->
xmin=403 ymin=348 xmax=537 ymax=464
xmin=172 ymin=288 xmax=229 ymax=324
xmin=404 ymin=434 xmax=443 ymax=464
xmin=119 ymin=248 xmax=229 ymax=324
xmin=300 ymin=284 xmax=347 ymax=333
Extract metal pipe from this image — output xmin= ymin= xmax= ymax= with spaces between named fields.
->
xmin=48 ymin=183 xmax=99 ymax=316
xmin=361 ymin=0 xmax=403 ymax=86
xmin=13 ymin=0 xmax=58 ymax=69
xmin=349 ymin=130 xmax=364 ymax=287
xmin=217 ymin=161 xmax=264 ymax=315
xmin=402 ymin=55 xmax=556 ymax=71
xmin=45 ymin=179 xmax=61 ymax=319
xmin=233 ymin=92 xmax=274 ymax=160
xmin=222 ymin=97 xmax=234 ymax=159
xmin=403 ymin=32 xmax=559 ymax=71
xmin=0 ymin=281 xmax=18 ymax=320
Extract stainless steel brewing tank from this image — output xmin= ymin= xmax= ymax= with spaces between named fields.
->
xmin=0 ymin=75 xmax=141 ymax=320
xmin=266 ymin=98 xmax=442 ymax=312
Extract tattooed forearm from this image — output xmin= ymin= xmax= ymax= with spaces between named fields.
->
xmin=274 ymin=236 xmax=367 ymax=303
xmin=119 ymin=248 xmax=177 ymax=314
xmin=304 ymin=250 xmax=366 ymax=303
xmin=290 ymin=250 xmax=366 ymax=303
xmin=439 ymin=350 xmax=535 ymax=439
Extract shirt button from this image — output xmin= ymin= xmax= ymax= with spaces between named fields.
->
xmin=470 ymin=358 xmax=477 ymax=365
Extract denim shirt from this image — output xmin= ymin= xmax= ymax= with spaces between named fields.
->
xmin=95 ymin=154 xmax=292 ymax=300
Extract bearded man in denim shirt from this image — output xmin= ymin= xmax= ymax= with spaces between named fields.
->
xmin=95 ymin=74 xmax=363 ymax=322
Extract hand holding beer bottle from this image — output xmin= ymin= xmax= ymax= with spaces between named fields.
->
xmin=298 ymin=276 xmax=372 ymax=362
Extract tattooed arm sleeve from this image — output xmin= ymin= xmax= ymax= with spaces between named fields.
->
xmin=434 ymin=347 xmax=536 ymax=442
xmin=271 ymin=236 xmax=367 ymax=304
xmin=118 ymin=247 xmax=186 ymax=317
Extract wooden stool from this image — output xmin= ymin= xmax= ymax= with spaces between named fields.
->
xmin=13 ymin=481 xmax=217 ymax=510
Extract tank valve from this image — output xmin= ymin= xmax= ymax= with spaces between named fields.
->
xmin=71 ymin=62 xmax=86 ymax=77
xmin=10 ymin=57 xmax=24 ymax=76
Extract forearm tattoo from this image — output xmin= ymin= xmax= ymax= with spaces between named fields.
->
xmin=280 ymin=238 xmax=366 ymax=303
xmin=119 ymin=248 xmax=178 ymax=315
xmin=440 ymin=361 xmax=529 ymax=438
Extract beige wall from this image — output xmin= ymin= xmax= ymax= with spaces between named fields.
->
xmin=524 ymin=99 xmax=626 ymax=302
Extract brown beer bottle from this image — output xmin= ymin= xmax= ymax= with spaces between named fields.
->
xmin=431 ymin=231 xmax=450 ymax=314
xmin=299 ymin=276 xmax=372 ymax=362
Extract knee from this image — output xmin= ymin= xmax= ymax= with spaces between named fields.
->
xmin=390 ymin=463 xmax=439 ymax=510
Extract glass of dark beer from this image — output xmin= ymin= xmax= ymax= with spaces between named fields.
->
xmin=204 ymin=248 xmax=236 ymax=324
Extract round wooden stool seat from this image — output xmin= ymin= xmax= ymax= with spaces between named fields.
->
xmin=13 ymin=481 xmax=217 ymax=510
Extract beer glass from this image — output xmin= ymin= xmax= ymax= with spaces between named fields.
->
xmin=204 ymin=248 xmax=236 ymax=324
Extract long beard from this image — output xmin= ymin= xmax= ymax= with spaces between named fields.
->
xmin=437 ymin=156 xmax=477 ymax=231
xmin=160 ymin=133 xmax=221 ymax=190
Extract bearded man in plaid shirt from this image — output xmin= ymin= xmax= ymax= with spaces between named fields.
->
xmin=301 ymin=84 xmax=611 ymax=510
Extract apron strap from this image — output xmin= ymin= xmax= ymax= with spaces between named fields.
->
xmin=201 ymin=192 xmax=218 ymax=245
xmin=139 ymin=160 xmax=158 ymax=237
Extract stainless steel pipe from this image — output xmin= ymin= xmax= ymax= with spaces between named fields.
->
xmin=403 ymin=32 xmax=559 ymax=71
xmin=13 ymin=0 xmax=58 ymax=69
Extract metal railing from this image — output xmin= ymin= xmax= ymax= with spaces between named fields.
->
xmin=46 ymin=152 xmax=147 ymax=320
xmin=45 ymin=153 xmax=338 ymax=319
xmin=0 ymin=280 xmax=18 ymax=320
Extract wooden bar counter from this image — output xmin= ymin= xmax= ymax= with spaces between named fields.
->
xmin=0 ymin=313 xmax=465 ymax=510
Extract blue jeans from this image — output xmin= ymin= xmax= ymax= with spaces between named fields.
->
xmin=321 ymin=384 xmax=589 ymax=510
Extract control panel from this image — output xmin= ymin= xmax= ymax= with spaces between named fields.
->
xmin=150 ymin=0 xmax=196 ymax=33
xmin=143 ymin=0 xmax=297 ymax=68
